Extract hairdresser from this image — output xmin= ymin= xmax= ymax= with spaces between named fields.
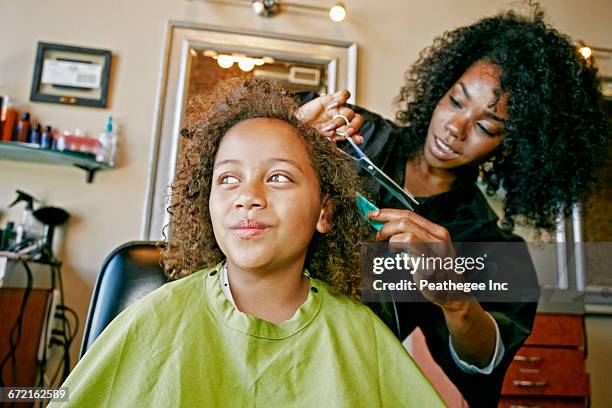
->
xmin=296 ymin=7 xmax=609 ymax=407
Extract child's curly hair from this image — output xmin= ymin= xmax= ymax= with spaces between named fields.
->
xmin=161 ymin=77 xmax=369 ymax=300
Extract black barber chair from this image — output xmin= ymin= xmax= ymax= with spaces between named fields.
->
xmin=79 ymin=241 xmax=167 ymax=357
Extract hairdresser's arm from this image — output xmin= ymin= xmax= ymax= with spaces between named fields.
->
xmin=440 ymin=300 xmax=499 ymax=369
xmin=370 ymin=208 xmax=497 ymax=368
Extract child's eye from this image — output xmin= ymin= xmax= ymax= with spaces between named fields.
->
xmin=268 ymin=173 xmax=291 ymax=183
xmin=220 ymin=175 xmax=240 ymax=185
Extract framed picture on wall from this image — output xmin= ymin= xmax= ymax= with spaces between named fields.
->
xmin=30 ymin=42 xmax=112 ymax=108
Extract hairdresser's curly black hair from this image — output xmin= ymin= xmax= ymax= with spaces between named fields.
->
xmin=162 ymin=77 xmax=369 ymax=300
xmin=395 ymin=3 xmax=610 ymax=230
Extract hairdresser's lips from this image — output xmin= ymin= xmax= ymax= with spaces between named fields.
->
xmin=230 ymin=219 xmax=270 ymax=238
xmin=430 ymin=134 xmax=460 ymax=161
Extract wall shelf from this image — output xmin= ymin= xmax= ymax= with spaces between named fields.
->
xmin=0 ymin=141 xmax=112 ymax=183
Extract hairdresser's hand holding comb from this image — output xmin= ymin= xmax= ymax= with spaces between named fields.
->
xmin=369 ymin=208 xmax=471 ymax=309
xmin=296 ymin=89 xmax=364 ymax=143
xmin=370 ymin=208 xmax=497 ymax=368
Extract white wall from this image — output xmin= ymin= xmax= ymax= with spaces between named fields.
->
xmin=1 ymin=0 xmax=611 ymax=400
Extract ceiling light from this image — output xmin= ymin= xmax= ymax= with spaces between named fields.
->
xmin=217 ymin=54 xmax=234 ymax=68
xmin=251 ymin=0 xmax=265 ymax=15
xmin=197 ymin=1 xmax=347 ymax=22
xmin=579 ymin=46 xmax=592 ymax=60
xmin=329 ymin=2 xmax=346 ymax=22
xmin=211 ymin=53 xmax=275 ymax=70
xmin=251 ymin=0 xmax=280 ymax=17
xmin=238 ymin=59 xmax=256 ymax=72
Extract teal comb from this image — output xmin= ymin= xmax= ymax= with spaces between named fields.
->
xmin=355 ymin=192 xmax=385 ymax=231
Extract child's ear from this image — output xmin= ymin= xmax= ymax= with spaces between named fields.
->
xmin=316 ymin=194 xmax=334 ymax=234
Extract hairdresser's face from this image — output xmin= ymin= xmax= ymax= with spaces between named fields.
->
xmin=210 ymin=118 xmax=327 ymax=273
xmin=424 ymin=60 xmax=508 ymax=169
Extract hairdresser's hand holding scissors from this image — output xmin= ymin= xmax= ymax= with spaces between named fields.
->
xmin=296 ymin=89 xmax=365 ymax=143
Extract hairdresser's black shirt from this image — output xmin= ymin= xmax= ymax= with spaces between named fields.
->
xmin=337 ymin=104 xmax=538 ymax=408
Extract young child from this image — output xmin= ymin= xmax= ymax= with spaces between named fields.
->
xmin=50 ymin=78 xmax=445 ymax=407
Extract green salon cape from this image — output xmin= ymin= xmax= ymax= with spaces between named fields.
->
xmin=50 ymin=263 xmax=445 ymax=407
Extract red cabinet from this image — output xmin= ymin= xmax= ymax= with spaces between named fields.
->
xmin=500 ymin=314 xmax=589 ymax=407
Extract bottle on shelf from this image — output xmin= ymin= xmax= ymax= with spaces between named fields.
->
xmin=40 ymin=125 xmax=53 ymax=149
xmin=54 ymin=131 xmax=66 ymax=151
xmin=96 ymin=115 xmax=117 ymax=166
xmin=15 ymin=112 xmax=31 ymax=143
xmin=1 ymin=104 xmax=17 ymax=141
xmin=0 ymin=95 xmax=9 ymax=136
xmin=28 ymin=123 xmax=42 ymax=145
xmin=9 ymin=190 xmax=38 ymax=249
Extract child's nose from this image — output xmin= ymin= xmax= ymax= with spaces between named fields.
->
xmin=234 ymin=182 xmax=267 ymax=210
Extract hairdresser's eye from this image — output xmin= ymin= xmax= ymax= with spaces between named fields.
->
xmin=476 ymin=122 xmax=499 ymax=137
xmin=269 ymin=173 xmax=291 ymax=183
xmin=449 ymin=96 xmax=462 ymax=109
xmin=220 ymin=175 xmax=240 ymax=185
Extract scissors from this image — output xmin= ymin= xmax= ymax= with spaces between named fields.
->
xmin=332 ymin=114 xmax=420 ymax=212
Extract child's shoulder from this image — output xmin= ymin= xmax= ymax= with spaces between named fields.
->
xmin=311 ymin=278 xmax=380 ymax=325
xmin=142 ymin=265 xmax=212 ymax=302
xmin=309 ymin=278 xmax=409 ymax=356
xmin=112 ymin=263 xmax=220 ymax=324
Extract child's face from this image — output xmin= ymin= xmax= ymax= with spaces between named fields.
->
xmin=209 ymin=118 xmax=330 ymax=273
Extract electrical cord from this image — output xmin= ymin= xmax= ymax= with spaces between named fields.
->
xmin=53 ymin=263 xmax=73 ymax=382
xmin=62 ymin=306 xmax=78 ymax=381
xmin=43 ymin=306 xmax=79 ymax=389
xmin=36 ymin=262 xmax=78 ymax=388
xmin=48 ymin=337 xmax=67 ymax=387
xmin=47 ymin=305 xmax=79 ymax=386
xmin=37 ymin=292 xmax=53 ymax=388
xmin=32 ymin=261 xmax=80 ymax=388
xmin=37 ymin=278 xmax=60 ymax=388
xmin=60 ymin=306 xmax=79 ymax=344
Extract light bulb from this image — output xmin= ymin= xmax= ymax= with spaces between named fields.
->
xmin=238 ymin=59 xmax=255 ymax=72
xmin=217 ymin=55 xmax=234 ymax=69
xmin=579 ymin=46 xmax=592 ymax=60
xmin=251 ymin=0 xmax=265 ymax=15
xmin=329 ymin=2 xmax=346 ymax=22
